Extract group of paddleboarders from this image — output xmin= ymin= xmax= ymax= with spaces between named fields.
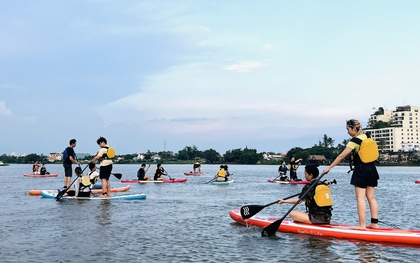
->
xmin=276 ymin=156 xmax=303 ymax=182
xmin=60 ymin=137 xmax=114 ymax=198
xmin=31 ymin=161 xmax=50 ymax=175
xmin=136 ymin=163 xmax=170 ymax=182
xmin=277 ymin=119 xmax=380 ymax=230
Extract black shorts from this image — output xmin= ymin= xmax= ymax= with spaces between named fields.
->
xmin=351 ymin=163 xmax=379 ymax=188
xmin=309 ymin=212 xmax=331 ymax=224
xmin=63 ymin=163 xmax=72 ymax=177
xmin=99 ymin=164 xmax=112 ymax=181
xmin=77 ymin=191 xmax=91 ymax=197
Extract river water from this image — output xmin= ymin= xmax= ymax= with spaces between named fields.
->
xmin=0 ymin=164 xmax=419 ymax=262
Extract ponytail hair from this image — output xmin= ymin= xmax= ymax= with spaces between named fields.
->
xmin=346 ymin=119 xmax=362 ymax=133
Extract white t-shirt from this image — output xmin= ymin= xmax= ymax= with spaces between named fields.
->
xmin=75 ymin=171 xmax=99 ymax=194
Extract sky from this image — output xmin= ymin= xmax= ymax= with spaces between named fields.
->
xmin=1 ymin=1 xmax=419 ymax=156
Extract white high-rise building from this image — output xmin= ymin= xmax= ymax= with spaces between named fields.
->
xmin=365 ymin=105 xmax=420 ymax=152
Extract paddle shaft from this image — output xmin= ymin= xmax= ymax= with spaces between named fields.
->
xmin=205 ymin=177 xmax=216 ymax=184
xmin=240 ymin=193 xmax=301 ymax=219
xmin=56 ymin=163 xmax=89 ymax=201
xmin=261 ymin=172 xmax=327 ymax=237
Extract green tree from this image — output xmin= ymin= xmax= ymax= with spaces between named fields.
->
xmin=223 ymin=148 xmax=242 ymax=163
xmin=177 ymin=150 xmax=190 ymax=160
xmin=238 ymin=148 xmax=261 ymax=164
xmin=201 ymin=149 xmax=221 ymax=163
xmin=177 ymin=145 xmax=202 ymax=161
xmin=319 ymin=134 xmax=335 ymax=148
xmin=159 ymin=151 xmax=175 ymax=161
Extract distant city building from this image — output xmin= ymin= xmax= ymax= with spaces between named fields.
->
xmin=151 ymin=154 xmax=161 ymax=161
xmin=134 ymin=153 xmax=145 ymax=161
xmin=47 ymin=152 xmax=91 ymax=162
xmin=263 ymin=152 xmax=285 ymax=161
xmin=365 ymin=105 xmax=420 ymax=152
xmin=47 ymin=152 xmax=62 ymax=162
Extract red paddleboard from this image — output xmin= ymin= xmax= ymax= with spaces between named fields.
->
xmin=229 ymin=209 xmax=420 ymax=246
xmin=24 ymin=173 xmax=58 ymax=178
xmin=121 ymin=178 xmax=187 ymax=183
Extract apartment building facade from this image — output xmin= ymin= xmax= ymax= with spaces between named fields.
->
xmin=365 ymin=105 xmax=420 ymax=152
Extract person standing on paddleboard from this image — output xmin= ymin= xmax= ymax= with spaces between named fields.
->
xmin=90 ymin=137 xmax=113 ymax=198
xmin=62 ymin=139 xmax=79 ymax=189
xmin=323 ymin=119 xmax=380 ymax=229
xmin=193 ymin=162 xmax=202 ymax=174
xmin=288 ymin=156 xmax=302 ymax=181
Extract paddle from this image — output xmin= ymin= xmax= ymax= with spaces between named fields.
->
xmin=165 ymin=173 xmax=173 ymax=180
xmin=271 ymin=173 xmax=282 ymax=181
xmin=111 ymin=172 xmax=122 ymax=180
xmin=205 ymin=177 xmax=217 ymax=184
xmin=95 ymin=166 xmax=122 ymax=179
xmin=56 ymin=164 xmax=88 ymax=201
xmin=240 ymin=193 xmax=300 ymax=219
xmin=261 ymin=172 xmax=327 ymax=237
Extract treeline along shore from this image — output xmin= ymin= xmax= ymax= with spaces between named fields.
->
xmin=2 ymin=134 xmax=420 ymax=166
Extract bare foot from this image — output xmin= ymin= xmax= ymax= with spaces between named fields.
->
xmin=350 ymin=225 xmax=366 ymax=230
xmin=368 ymin=223 xmax=379 ymax=229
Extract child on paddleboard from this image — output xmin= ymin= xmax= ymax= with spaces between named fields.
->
xmin=137 ymin=163 xmax=151 ymax=181
xmin=277 ymin=163 xmax=333 ymax=224
xmin=74 ymin=162 xmax=99 ymax=197
xmin=154 ymin=163 xmax=167 ymax=181
xmin=277 ymin=161 xmax=289 ymax=181
xmin=214 ymin=165 xmax=228 ymax=182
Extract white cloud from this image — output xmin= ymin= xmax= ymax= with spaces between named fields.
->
xmin=224 ymin=61 xmax=265 ymax=72
xmin=0 ymin=101 xmax=13 ymax=117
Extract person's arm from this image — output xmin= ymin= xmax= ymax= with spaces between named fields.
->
xmin=323 ymin=147 xmax=353 ymax=174
xmin=69 ymin=155 xmax=79 ymax=164
xmin=278 ymin=198 xmax=302 ymax=204
xmin=90 ymin=155 xmax=100 ymax=163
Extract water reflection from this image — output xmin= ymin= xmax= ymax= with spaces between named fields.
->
xmin=95 ymin=200 xmax=112 ymax=226
xmin=356 ymin=242 xmax=380 ymax=263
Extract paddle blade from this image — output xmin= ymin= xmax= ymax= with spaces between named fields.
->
xmin=113 ymin=173 xmax=122 ymax=180
xmin=55 ymin=189 xmax=66 ymax=201
xmin=240 ymin=205 xmax=266 ymax=219
xmin=261 ymin=218 xmax=284 ymax=237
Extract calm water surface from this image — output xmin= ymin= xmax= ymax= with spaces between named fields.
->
xmin=0 ymin=164 xmax=419 ymax=262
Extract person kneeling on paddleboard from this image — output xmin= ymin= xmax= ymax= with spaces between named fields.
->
xmin=214 ymin=165 xmax=228 ymax=182
xmin=67 ymin=162 xmax=99 ymax=197
xmin=154 ymin=163 xmax=167 ymax=181
xmin=277 ymin=164 xmax=333 ymax=224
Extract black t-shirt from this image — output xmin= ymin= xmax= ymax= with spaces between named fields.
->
xmin=64 ymin=147 xmax=76 ymax=164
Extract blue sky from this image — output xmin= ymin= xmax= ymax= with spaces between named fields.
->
xmin=1 ymin=1 xmax=419 ymax=156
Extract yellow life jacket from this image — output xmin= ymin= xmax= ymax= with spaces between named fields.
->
xmin=313 ymin=184 xmax=333 ymax=207
xmin=350 ymin=134 xmax=379 ymax=164
xmin=217 ymin=169 xmax=226 ymax=177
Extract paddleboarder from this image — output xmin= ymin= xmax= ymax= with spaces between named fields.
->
xmin=278 ymin=164 xmax=333 ymax=224
xmin=323 ymin=119 xmax=380 ymax=229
